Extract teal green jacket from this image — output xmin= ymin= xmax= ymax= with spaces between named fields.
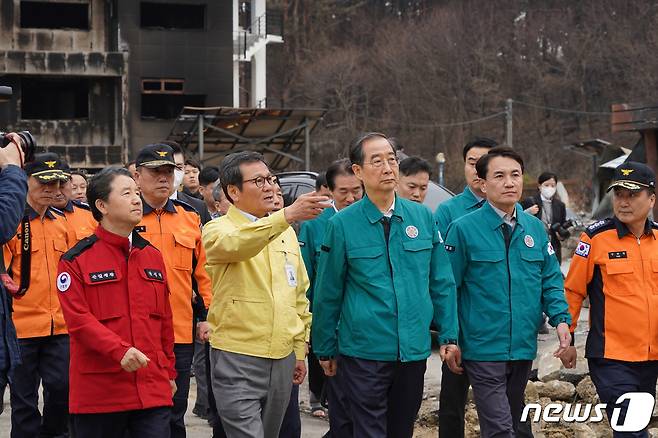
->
xmin=434 ymin=187 xmax=483 ymax=238
xmin=445 ymin=202 xmax=571 ymax=361
xmin=298 ymin=207 xmax=335 ymax=304
xmin=312 ymin=195 xmax=458 ymax=362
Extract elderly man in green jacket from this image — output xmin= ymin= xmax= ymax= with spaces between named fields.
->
xmin=444 ymin=146 xmax=571 ymax=438
xmin=312 ymin=132 xmax=460 ymax=438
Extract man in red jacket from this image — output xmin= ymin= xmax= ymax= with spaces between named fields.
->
xmin=57 ymin=167 xmax=177 ymax=437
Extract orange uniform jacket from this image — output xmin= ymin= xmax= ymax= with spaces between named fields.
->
xmin=3 ymin=206 xmax=71 ymax=338
xmin=565 ymin=217 xmax=658 ymax=362
xmin=136 ymin=198 xmax=212 ymax=344
xmin=62 ymin=200 xmax=98 ymax=243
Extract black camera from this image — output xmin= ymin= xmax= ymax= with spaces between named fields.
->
xmin=0 ymin=86 xmax=37 ymax=163
xmin=550 ymin=219 xmax=581 ymax=240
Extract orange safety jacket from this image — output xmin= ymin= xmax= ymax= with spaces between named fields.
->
xmin=135 ymin=198 xmax=212 ymax=344
xmin=3 ymin=205 xmax=71 ymax=338
xmin=565 ymin=217 xmax=658 ymax=362
xmin=62 ymin=200 xmax=98 ymax=243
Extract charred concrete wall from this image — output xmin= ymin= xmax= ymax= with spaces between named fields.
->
xmin=117 ymin=0 xmax=234 ymax=156
xmin=0 ymin=0 xmax=125 ymax=169
xmin=0 ymin=0 xmax=235 ymax=166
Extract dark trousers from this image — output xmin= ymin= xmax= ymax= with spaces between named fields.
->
xmin=10 ymin=334 xmax=69 ymax=438
xmin=589 ymin=358 xmax=658 ymax=438
xmin=341 ymin=355 xmax=426 ymax=438
xmin=278 ymin=384 xmax=301 ymax=438
xmin=439 ymin=362 xmax=533 ymax=438
xmin=71 ymin=406 xmax=170 ymax=438
xmin=463 ymin=360 xmax=532 ymax=438
xmin=204 ymin=342 xmax=227 ymax=438
xmin=192 ymin=339 xmax=209 ymax=415
xmin=171 ymin=343 xmax=194 ymax=438
xmin=438 ymin=362 xmax=470 ymax=438
xmin=326 ymin=360 xmax=353 ymax=437
xmin=307 ymin=343 xmax=325 ymax=405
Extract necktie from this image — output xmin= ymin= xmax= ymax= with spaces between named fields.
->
xmin=381 ymin=217 xmax=391 ymax=248
xmin=501 ymin=223 xmax=512 ymax=250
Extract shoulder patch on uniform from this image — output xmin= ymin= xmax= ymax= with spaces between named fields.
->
xmin=71 ymin=200 xmax=91 ymax=211
xmin=585 ymin=218 xmax=614 ymax=238
xmin=171 ymin=198 xmax=198 ymax=213
xmin=62 ymin=235 xmax=99 ymax=261
xmin=547 ymin=242 xmax=555 ymax=255
xmin=575 ymin=241 xmax=591 ymax=258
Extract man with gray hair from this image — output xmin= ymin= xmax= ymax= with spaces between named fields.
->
xmin=211 ymin=180 xmax=231 ymax=219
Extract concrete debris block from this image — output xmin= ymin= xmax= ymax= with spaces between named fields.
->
xmin=588 ymin=421 xmax=613 ymax=438
xmin=536 ymin=348 xmax=563 ymax=381
xmin=525 ymin=381 xmax=540 ymax=403
xmin=571 ymin=423 xmax=597 ymax=438
xmin=575 ymin=376 xmax=599 ymax=404
xmin=537 ymin=380 xmax=576 ymax=401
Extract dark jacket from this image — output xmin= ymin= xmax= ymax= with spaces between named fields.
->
xmin=0 ymin=165 xmax=28 ymax=374
xmin=521 ymin=194 xmax=567 ymax=262
xmin=177 ymin=191 xmax=212 ymax=225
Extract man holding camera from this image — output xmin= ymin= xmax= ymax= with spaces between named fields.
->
xmin=0 ymin=133 xmax=27 ymax=413
xmin=3 ymin=152 xmax=74 ymax=437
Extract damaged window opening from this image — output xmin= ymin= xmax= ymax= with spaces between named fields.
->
xmin=141 ymin=79 xmax=184 ymax=94
xmin=21 ymin=78 xmax=89 ymax=120
xmin=140 ymin=3 xmax=206 ymax=30
xmin=20 ymin=1 xmax=90 ymax=30
xmin=141 ymin=94 xmax=205 ymax=119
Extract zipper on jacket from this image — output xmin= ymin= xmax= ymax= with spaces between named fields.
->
xmin=502 ymin=225 xmax=512 ymax=357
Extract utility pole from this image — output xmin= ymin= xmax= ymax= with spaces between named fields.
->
xmin=506 ymin=98 xmax=513 ymax=148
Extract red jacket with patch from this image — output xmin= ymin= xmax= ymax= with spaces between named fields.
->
xmin=57 ymin=225 xmax=176 ymax=414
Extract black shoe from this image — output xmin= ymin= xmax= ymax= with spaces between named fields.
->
xmin=193 ymin=406 xmax=209 ymax=420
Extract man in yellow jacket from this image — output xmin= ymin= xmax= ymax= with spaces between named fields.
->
xmin=202 ymin=151 xmax=327 ymax=438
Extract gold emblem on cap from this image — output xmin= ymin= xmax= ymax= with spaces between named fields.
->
xmin=156 ymin=151 xmax=168 ymax=157
xmin=621 ymin=169 xmax=634 ymax=176
xmin=44 ymin=161 xmax=57 ymax=168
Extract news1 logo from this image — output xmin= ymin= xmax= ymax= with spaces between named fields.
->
xmin=521 ymin=392 xmax=655 ymax=432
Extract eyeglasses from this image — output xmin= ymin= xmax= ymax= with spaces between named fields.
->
xmin=243 ymin=175 xmax=278 ymax=188
xmin=364 ymin=157 xmax=400 ymax=168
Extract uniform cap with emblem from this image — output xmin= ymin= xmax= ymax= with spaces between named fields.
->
xmin=607 ymin=161 xmax=656 ymax=192
xmin=24 ymin=152 xmax=65 ymax=183
xmin=135 ymin=144 xmax=176 ymax=168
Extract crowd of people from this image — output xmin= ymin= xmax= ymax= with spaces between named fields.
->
xmin=0 ymin=131 xmax=656 ymax=438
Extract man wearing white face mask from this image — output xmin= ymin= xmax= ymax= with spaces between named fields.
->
xmin=161 ymin=140 xmax=212 ymax=225
xmin=522 ymin=172 xmax=567 ymax=263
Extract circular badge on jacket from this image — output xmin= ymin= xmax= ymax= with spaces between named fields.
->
xmin=57 ymin=272 xmax=71 ymax=292
xmin=405 ymin=225 xmax=419 ymax=238
xmin=524 ymin=235 xmax=535 ymax=248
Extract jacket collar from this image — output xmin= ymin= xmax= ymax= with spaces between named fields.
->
xmin=26 ymin=204 xmax=56 ymax=221
xmin=362 ymin=194 xmax=404 ymax=224
xmin=61 ymin=200 xmax=75 ymax=213
xmin=227 ymin=205 xmax=255 ymax=225
xmin=142 ymin=197 xmax=177 ymax=215
xmin=463 ymin=186 xmax=485 ymax=209
xmin=481 ymin=202 xmax=528 ymax=231
xmin=96 ymin=225 xmax=130 ymax=253
xmin=613 ymin=216 xmax=655 ymax=239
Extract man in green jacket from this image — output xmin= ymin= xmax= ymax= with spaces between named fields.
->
xmin=298 ymin=158 xmax=362 ymax=430
xmin=312 ymin=132 xmax=460 ymax=438
xmin=434 ymin=137 xmax=512 ymax=438
xmin=444 ymin=146 xmax=571 ymax=438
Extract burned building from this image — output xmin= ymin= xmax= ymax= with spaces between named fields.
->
xmin=0 ymin=0 xmax=250 ymax=169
